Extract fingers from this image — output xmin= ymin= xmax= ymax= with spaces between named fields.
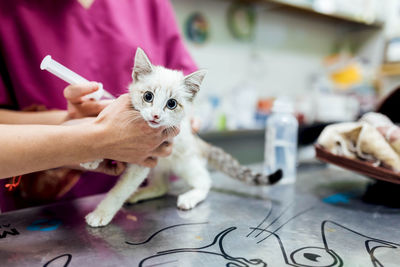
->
xmin=152 ymin=141 xmax=173 ymax=157
xmin=98 ymin=160 xmax=127 ymax=176
xmin=149 ymin=126 xmax=179 ymax=149
xmin=80 ymin=101 xmax=110 ymax=116
xmin=88 ymin=99 xmax=114 ymax=115
xmin=68 ymin=99 xmax=112 ymax=118
xmin=142 ymin=157 xmax=158 ymax=168
xmin=161 ymin=126 xmax=180 ymax=140
xmin=64 ymin=82 xmax=99 ymax=103
xmin=142 ymin=142 xmax=173 ymax=169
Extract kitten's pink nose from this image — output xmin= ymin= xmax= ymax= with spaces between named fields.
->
xmin=153 ymin=114 xmax=159 ymax=120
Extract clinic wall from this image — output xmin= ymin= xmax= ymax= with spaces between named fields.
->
xmin=170 ymin=0 xmax=360 ymax=100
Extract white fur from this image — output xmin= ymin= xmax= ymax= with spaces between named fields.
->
xmin=130 ymin=66 xmax=192 ymax=128
xmin=80 ymin=159 xmax=102 ymax=170
xmin=85 ymin=48 xmax=208 ymax=227
xmin=86 ymin=165 xmax=150 ymax=227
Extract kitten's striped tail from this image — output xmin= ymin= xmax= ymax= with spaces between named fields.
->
xmin=196 ymin=137 xmax=282 ymax=185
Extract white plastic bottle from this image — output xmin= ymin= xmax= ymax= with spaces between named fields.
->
xmin=264 ymin=98 xmax=298 ymax=184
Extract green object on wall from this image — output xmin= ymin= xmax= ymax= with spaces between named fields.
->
xmin=227 ymin=1 xmax=256 ymax=41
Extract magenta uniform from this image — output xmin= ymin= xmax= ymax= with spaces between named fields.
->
xmin=0 ymin=0 xmax=197 ymax=211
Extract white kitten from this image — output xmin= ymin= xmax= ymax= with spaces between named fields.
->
xmin=84 ymin=48 xmax=282 ymax=227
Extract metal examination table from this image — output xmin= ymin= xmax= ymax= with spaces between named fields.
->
xmin=1 ymin=166 xmax=400 ymax=266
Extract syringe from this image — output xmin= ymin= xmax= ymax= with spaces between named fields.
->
xmin=40 ymin=55 xmax=115 ymax=100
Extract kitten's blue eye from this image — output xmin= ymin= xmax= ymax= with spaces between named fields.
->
xmin=166 ymin=99 xmax=177 ymax=110
xmin=143 ymin=91 xmax=153 ymax=103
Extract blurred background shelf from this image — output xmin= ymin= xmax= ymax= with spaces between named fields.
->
xmin=254 ymin=0 xmax=384 ymax=27
xmin=380 ymin=63 xmax=400 ymax=76
xmin=199 ymin=122 xmax=329 ymax=164
xmin=172 ymin=0 xmax=393 ymax=164
xmin=199 ymin=129 xmax=265 ymax=164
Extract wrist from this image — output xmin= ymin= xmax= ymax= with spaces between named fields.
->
xmin=84 ymin=119 xmax=110 ymax=160
xmin=66 ymin=122 xmax=106 ymax=163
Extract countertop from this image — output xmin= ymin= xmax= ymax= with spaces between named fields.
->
xmin=1 ymin=165 xmax=400 ymax=266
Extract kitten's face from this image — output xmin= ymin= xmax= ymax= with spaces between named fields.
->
xmin=129 ymin=48 xmax=206 ymax=128
xmin=130 ymin=68 xmax=188 ymax=128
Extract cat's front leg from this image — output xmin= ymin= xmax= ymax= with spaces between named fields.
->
xmin=173 ymin=157 xmax=211 ymax=210
xmin=127 ymin=168 xmax=168 ymax=204
xmin=86 ymin=164 xmax=150 ymax=227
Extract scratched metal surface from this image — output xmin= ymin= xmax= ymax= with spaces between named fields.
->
xmin=1 ymin=167 xmax=400 ymax=267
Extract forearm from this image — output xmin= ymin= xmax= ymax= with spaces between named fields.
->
xmin=0 ymin=109 xmax=68 ymax=125
xmin=0 ymin=124 xmax=101 ymax=178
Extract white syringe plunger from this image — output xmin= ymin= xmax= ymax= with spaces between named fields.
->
xmin=40 ymin=55 xmax=107 ymax=100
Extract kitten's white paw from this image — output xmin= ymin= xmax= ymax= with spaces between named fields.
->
xmin=80 ymin=159 xmax=103 ymax=170
xmin=177 ymin=194 xmax=199 ymax=210
xmin=85 ymin=210 xmax=113 ymax=227
xmin=177 ymin=189 xmax=208 ymax=210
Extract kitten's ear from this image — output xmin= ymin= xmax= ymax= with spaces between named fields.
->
xmin=184 ymin=70 xmax=207 ymax=101
xmin=132 ymin=47 xmax=153 ymax=82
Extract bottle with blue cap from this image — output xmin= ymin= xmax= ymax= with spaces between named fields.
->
xmin=264 ymin=97 xmax=298 ymax=184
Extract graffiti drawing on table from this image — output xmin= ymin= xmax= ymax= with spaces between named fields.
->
xmin=43 ymin=254 xmax=72 ymax=267
xmin=126 ymin=203 xmax=400 ymax=266
xmin=0 ymin=223 xmax=19 ymax=239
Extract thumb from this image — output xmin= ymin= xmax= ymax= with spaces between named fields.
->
xmin=64 ymin=82 xmax=99 ymax=103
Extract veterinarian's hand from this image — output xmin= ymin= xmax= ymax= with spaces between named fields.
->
xmin=64 ymin=82 xmax=113 ymax=119
xmin=61 ymin=117 xmax=127 ymax=175
xmin=92 ymin=94 xmax=179 ymax=168
xmin=67 ymin=160 xmax=127 ymax=176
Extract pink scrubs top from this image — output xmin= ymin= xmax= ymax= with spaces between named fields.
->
xmin=0 ymin=0 xmax=197 ymax=211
